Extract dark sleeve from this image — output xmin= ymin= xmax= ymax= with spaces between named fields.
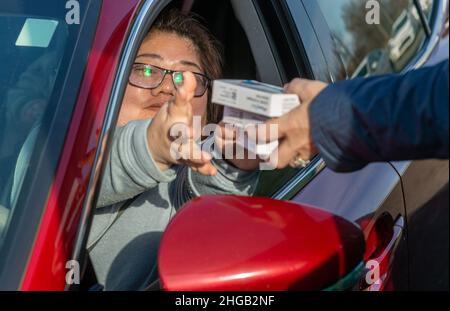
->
xmin=309 ymin=60 xmax=449 ymax=172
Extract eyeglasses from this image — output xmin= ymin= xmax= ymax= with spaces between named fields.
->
xmin=129 ymin=63 xmax=211 ymax=97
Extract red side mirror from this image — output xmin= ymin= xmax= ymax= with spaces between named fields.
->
xmin=158 ymin=195 xmax=365 ymax=291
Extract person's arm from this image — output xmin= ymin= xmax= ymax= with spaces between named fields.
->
xmin=169 ymin=142 xmax=260 ymax=209
xmin=97 ymin=119 xmax=177 ymax=207
xmin=310 ymin=60 xmax=449 ymax=171
xmin=188 ymin=145 xmax=260 ymax=196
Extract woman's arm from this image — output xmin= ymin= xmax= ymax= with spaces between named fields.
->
xmin=169 ymin=138 xmax=260 ymax=209
xmin=188 ymin=157 xmax=260 ymax=197
xmin=97 ymin=119 xmax=177 ymax=207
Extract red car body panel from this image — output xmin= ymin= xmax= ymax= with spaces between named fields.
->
xmin=20 ymin=0 xmax=141 ymax=291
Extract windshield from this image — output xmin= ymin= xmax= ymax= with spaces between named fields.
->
xmin=0 ymin=0 xmax=93 ymax=252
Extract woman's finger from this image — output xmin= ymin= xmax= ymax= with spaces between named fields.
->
xmin=176 ymin=139 xmax=217 ymax=175
xmin=168 ymin=72 xmax=197 ymax=116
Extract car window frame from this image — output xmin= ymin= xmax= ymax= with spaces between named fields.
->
xmin=405 ymin=0 xmax=448 ymax=70
xmin=229 ymin=0 xmax=283 ymax=85
xmin=276 ymin=0 xmax=447 ymax=202
xmin=294 ymin=0 xmax=349 ymax=81
xmin=250 ymin=0 xmax=329 ymax=199
xmin=73 ymin=0 xmax=295 ymax=287
xmin=414 ymin=0 xmax=433 ymax=33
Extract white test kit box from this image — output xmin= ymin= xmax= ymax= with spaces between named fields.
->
xmin=211 ymin=80 xmax=301 ymax=156
xmin=222 ymin=106 xmax=279 ymax=156
xmin=211 ymin=79 xmax=300 ymax=117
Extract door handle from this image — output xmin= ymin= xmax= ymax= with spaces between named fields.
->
xmin=360 ymin=215 xmax=404 ymax=290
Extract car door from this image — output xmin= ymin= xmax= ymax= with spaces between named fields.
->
xmin=306 ymin=0 xmax=449 ymax=290
xmin=297 ymin=0 xmax=448 ymax=290
xmin=251 ymin=0 xmax=417 ymax=290
xmin=388 ymin=0 xmax=449 ymax=290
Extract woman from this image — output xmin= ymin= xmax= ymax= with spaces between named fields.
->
xmin=87 ymin=9 xmax=260 ymax=290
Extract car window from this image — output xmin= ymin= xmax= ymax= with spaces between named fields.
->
xmin=0 ymin=0 xmax=93 ymax=250
xmin=245 ymin=0 xmax=326 ymax=198
xmin=316 ymin=0 xmax=427 ymax=78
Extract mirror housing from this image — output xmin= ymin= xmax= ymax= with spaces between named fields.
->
xmin=158 ymin=195 xmax=365 ymax=290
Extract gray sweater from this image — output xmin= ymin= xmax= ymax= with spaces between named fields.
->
xmin=87 ymin=119 xmax=259 ymax=290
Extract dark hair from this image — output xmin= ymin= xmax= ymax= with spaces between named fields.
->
xmin=150 ymin=8 xmax=224 ymax=123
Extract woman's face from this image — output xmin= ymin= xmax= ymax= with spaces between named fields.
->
xmin=118 ymin=31 xmax=208 ymax=126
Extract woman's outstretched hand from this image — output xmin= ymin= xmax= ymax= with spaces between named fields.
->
xmin=147 ymin=72 xmax=217 ymax=176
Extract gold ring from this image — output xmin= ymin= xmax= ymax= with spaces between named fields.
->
xmin=292 ymin=155 xmax=310 ymax=168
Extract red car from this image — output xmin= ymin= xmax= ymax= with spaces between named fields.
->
xmin=0 ymin=0 xmax=448 ymax=291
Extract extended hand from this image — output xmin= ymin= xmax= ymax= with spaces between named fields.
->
xmin=214 ymin=123 xmax=262 ymax=171
xmin=147 ymin=72 xmax=217 ymax=176
xmin=256 ymin=78 xmax=328 ymax=169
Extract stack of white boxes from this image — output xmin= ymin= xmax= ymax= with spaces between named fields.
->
xmin=211 ymin=80 xmax=301 ymax=156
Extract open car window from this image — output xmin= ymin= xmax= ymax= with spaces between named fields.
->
xmin=83 ymin=0 xmax=294 ymax=289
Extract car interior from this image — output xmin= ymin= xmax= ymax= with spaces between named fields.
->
xmin=186 ymin=0 xmax=258 ymax=80
xmin=188 ymin=0 xmax=303 ymax=198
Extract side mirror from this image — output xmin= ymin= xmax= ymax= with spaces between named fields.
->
xmin=158 ymin=196 xmax=365 ymax=291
